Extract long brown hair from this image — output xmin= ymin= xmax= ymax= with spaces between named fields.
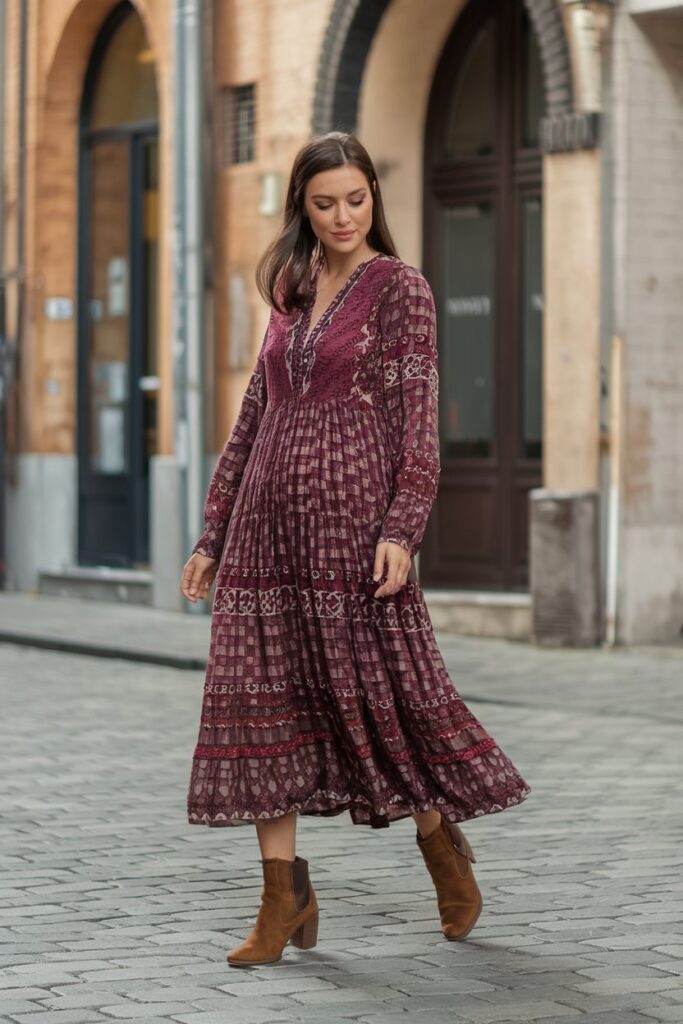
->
xmin=255 ymin=131 xmax=399 ymax=314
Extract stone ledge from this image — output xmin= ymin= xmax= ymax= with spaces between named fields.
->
xmin=38 ymin=567 xmax=153 ymax=606
xmin=423 ymin=589 xmax=532 ymax=642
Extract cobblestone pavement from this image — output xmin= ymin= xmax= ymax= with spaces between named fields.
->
xmin=1 ymin=629 xmax=682 ymax=1024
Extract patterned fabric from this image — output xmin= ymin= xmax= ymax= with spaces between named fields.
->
xmin=187 ymin=253 xmax=531 ymax=828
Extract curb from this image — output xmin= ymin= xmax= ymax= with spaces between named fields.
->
xmin=0 ymin=630 xmax=207 ymax=671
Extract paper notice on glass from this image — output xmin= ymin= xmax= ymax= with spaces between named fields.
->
xmin=107 ymin=257 xmax=128 ymax=317
xmin=97 ymin=405 xmax=125 ymax=474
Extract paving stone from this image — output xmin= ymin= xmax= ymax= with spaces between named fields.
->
xmin=217 ymin=977 xmax=340 ymax=997
xmin=170 ymin=1014 xmax=297 ymax=1024
xmin=549 ymin=986 xmax=677 ymax=1015
xmin=0 ymin=969 xmax=80 ymax=987
xmin=298 ymin=1005 xmax=405 ymax=1020
xmin=96 ymin=1003 xmax=196 ymax=1018
xmin=0 ymin=1001 xmax=47 ymax=1016
xmin=531 ymin=1016 xmax=654 ymax=1024
xmin=37 ymin=993 xmax=146 ymax=1011
xmin=574 ymin=976 xmax=680 ymax=993
xmin=6 ymin=1012 xmax=110 ymax=1024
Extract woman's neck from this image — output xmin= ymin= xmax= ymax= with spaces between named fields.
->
xmin=320 ymin=244 xmax=379 ymax=281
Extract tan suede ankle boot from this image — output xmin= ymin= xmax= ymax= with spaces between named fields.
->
xmin=226 ymin=855 xmax=319 ymax=967
xmin=416 ymin=817 xmax=482 ymax=940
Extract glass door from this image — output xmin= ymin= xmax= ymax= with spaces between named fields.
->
xmin=131 ymin=134 xmax=160 ymax=563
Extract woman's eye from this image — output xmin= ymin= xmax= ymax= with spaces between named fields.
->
xmin=314 ymin=199 xmax=365 ymax=211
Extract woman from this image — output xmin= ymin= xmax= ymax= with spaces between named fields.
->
xmin=181 ymin=131 xmax=531 ymax=968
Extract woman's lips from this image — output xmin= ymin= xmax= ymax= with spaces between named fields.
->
xmin=332 ymin=230 xmax=355 ymax=238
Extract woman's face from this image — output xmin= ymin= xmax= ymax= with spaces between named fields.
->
xmin=303 ymin=164 xmax=374 ymax=260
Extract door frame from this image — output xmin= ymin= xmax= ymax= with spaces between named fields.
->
xmin=421 ymin=0 xmax=543 ymax=591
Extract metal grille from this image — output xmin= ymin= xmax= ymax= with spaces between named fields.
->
xmin=220 ymin=83 xmax=256 ymax=165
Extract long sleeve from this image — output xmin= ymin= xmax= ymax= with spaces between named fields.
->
xmin=192 ymin=328 xmax=269 ymax=560
xmin=377 ymin=266 xmax=440 ymax=558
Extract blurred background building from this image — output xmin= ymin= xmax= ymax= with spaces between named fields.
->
xmin=0 ymin=0 xmax=681 ymax=646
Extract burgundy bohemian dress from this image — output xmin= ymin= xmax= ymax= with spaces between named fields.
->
xmin=186 ymin=253 xmax=531 ymax=829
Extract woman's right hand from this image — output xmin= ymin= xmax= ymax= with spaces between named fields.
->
xmin=180 ymin=552 xmax=219 ymax=603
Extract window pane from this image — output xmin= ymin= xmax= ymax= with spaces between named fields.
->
xmin=523 ymin=12 xmax=544 ymax=148
xmin=87 ymin=140 xmax=129 ymax=474
xmin=520 ymin=196 xmax=543 ymax=457
xmin=233 ymin=85 xmax=256 ymax=164
xmin=440 ymin=204 xmax=496 ymax=457
xmin=444 ymin=18 xmax=496 ymax=158
xmin=89 ymin=12 xmax=158 ymax=130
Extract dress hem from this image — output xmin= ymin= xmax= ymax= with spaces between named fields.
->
xmin=187 ymin=783 xmax=531 ymax=830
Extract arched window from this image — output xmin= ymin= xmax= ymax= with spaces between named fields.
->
xmin=87 ymin=7 xmax=158 ymax=129
xmin=445 ymin=17 xmax=496 ymax=158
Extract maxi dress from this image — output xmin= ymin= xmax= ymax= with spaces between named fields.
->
xmin=186 ymin=253 xmax=531 ymax=829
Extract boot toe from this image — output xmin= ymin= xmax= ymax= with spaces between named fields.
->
xmin=226 ymin=942 xmax=282 ymax=966
xmin=441 ymin=893 xmax=483 ymax=941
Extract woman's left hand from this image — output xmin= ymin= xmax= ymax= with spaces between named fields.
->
xmin=373 ymin=541 xmax=411 ymax=597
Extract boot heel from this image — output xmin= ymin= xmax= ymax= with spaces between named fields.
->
xmin=290 ymin=912 xmax=318 ymax=950
xmin=461 ymin=834 xmax=476 ymax=863
xmin=443 ymin=821 xmax=477 ymax=863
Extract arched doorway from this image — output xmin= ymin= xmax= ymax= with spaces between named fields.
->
xmin=421 ymin=0 xmax=545 ymax=590
xmin=77 ymin=2 xmax=159 ymax=567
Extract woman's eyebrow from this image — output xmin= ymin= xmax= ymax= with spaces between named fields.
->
xmin=310 ymin=188 xmax=367 ymax=199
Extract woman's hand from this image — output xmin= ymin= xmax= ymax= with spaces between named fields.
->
xmin=373 ymin=540 xmax=411 ymax=597
xmin=180 ymin=552 xmax=219 ymax=603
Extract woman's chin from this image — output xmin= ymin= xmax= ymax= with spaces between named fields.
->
xmin=324 ymin=234 xmax=370 ymax=258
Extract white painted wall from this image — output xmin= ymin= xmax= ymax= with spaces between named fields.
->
xmin=357 ymin=0 xmax=466 ymax=266
xmin=5 ymin=455 xmax=77 ymax=592
xmin=628 ymin=0 xmax=683 ymax=14
xmin=610 ymin=6 xmax=683 ymax=643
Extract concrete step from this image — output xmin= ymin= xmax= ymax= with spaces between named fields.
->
xmin=423 ymin=589 xmax=531 ymax=641
xmin=38 ymin=566 xmax=153 ymax=606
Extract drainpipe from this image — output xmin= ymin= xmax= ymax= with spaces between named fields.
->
xmin=0 ymin=0 xmax=7 ymax=590
xmin=561 ymin=1 xmax=618 ymax=644
xmin=173 ymin=0 xmax=205 ymax=613
xmin=0 ymin=0 xmax=28 ymax=590
xmin=605 ymin=335 xmax=622 ymax=646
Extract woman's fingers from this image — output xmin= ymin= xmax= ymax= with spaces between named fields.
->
xmin=373 ymin=541 xmax=410 ymax=597
xmin=180 ymin=563 xmax=202 ymax=602
xmin=180 ymin=554 xmax=217 ymax=602
xmin=372 ymin=543 xmax=387 ymax=583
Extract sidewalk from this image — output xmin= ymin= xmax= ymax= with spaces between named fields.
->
xmin=0 ymin=592 xmax=211 ymax=669
xmin=0 ymin=588 xmax=681 ymax=715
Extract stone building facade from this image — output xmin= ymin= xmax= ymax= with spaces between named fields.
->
xmin=1 ymin=0 xmax=681 ymax=645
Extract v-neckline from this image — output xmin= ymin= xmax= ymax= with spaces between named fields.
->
xmin=300 ymin=252 xmax=384 ymax=348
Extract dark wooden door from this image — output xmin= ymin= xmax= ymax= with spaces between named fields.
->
xmin=421 ymin=0 xmax=544 ymax=590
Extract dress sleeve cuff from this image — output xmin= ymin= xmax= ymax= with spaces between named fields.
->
xmin=376 ymin=533 xmax=414 ymax=555
xmin=191 ymin=533 xmax=223 ymax=561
